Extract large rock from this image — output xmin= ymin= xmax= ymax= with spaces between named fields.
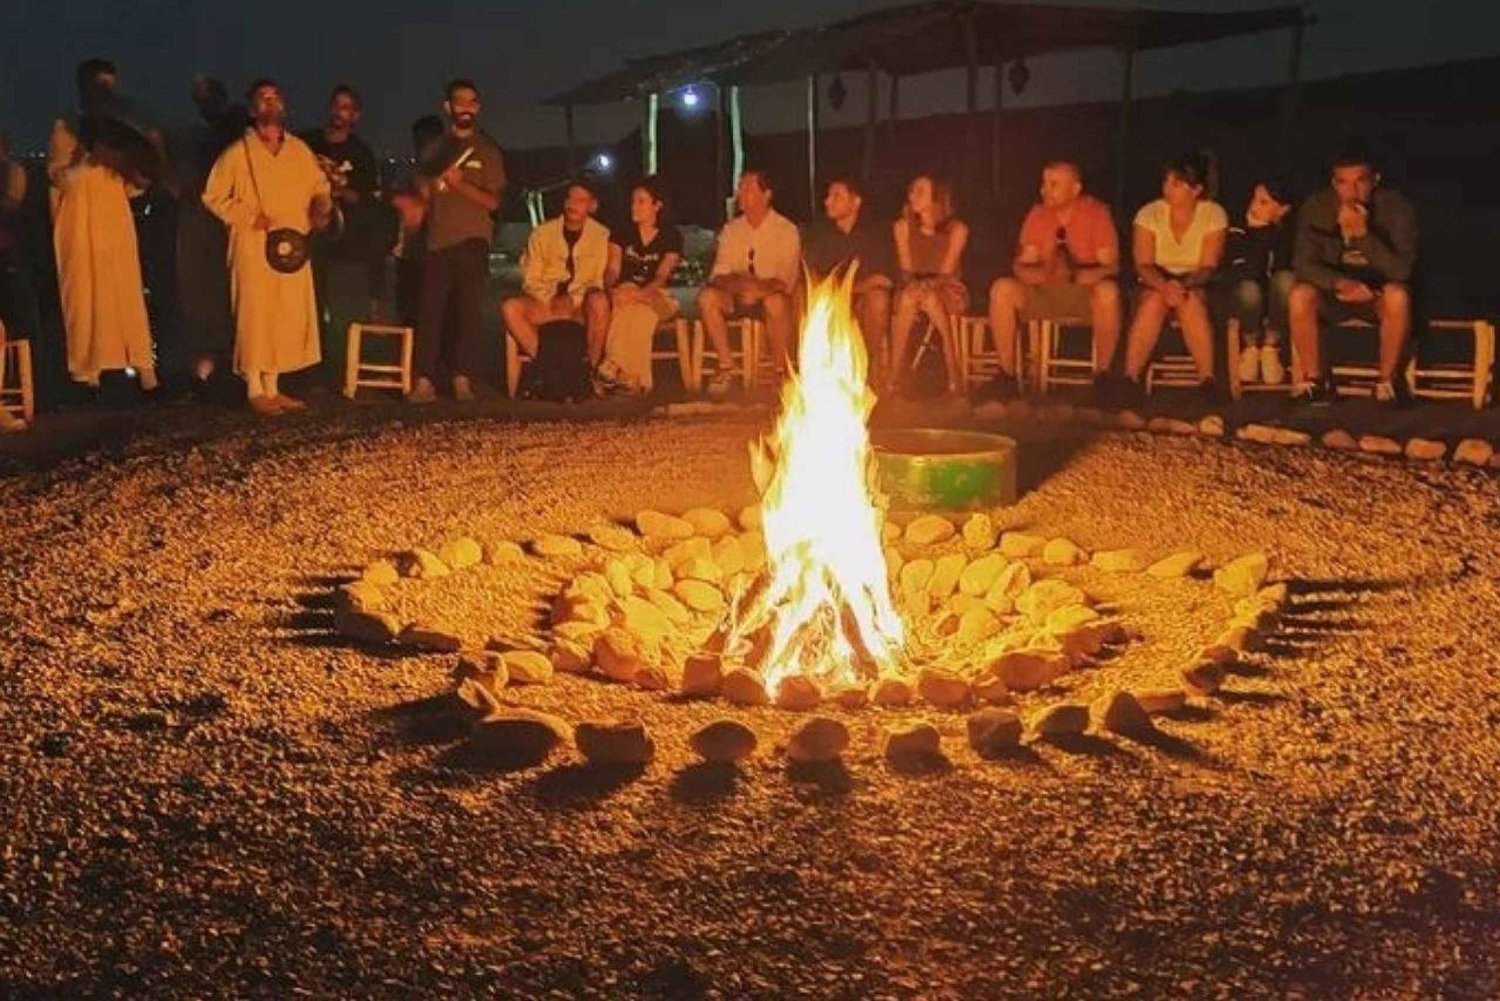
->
xmin=663 ymin=537 xmax=713 ymax=569
xmin=500 ymin=649 xmax=554 ymax=685
xmin=549 ymin=640 xmax=591 ymax=675
xmin=336 ymin=580 xmax=388 ymax=614
xmin=967 ymin=708 xmax=1023 ymax=756
xmin=958 ymin=553 xmax=1009 ymax=596
xmin=1454 ymin=438 xmax=1494 ymax=467
xmin=1092 ymin=690 xmax=1153 ymax=734
xmin=644 ymin=588 xmax=691 ymax=625
xmin=711 ymin=536 xmax=746 ymax=576
xmin=973 ymin=676 xmax=1014 ymax=705
xmin=399 ymin=623 xmax=463 ymax=653
xmin=618 ymin=595 xmax=673 ymax=643
xmin=633 ymin=665 xmax=670 ymax=691
xmin=1321 ymin=428 xmax=1358 ymax=451
xmin=1182 ymin=660 xmax=1228 ymax=696
xmin=1236 ymin=423 xmax=1278 ymax=444
xmin=1091 ymin=549 xmax=1151 ymax=573
xmin=883 ymin=723 xmax=941 ymax=761
xmin=1147 ymin=417 xmax=1196 ymax=436
xmin=335 ymin=607 xmax=402 ymax=645
xmin=672 ymin=579 xmax=726 ymax=614
xmin=593 ymin=628 xmax=648 ymax=683
xmin=439 ymin=536 xmax=483 ymax=569
xmin=483 ymin=539 xmax=526 ymax=565
xmin=1016 ymin=579 xmax=1087 ymax=619
xmin=469 ymin=710 xmax=570 ymax=765
xmin=636 ymin=509 xmax=696 ymax=540
xmin=1213 ymin=551 xmax=1270 ymax=597
xmin=957 ymin=604 xmax=1002 ymax=645
xmin=533 ymin=534 xmax=584 ymax=559
xmin=603 ymin=560 xmax=635 ymax=598
xmin=1043 ymin=538 xmax=1087 ymax=566
xmin=721 ymin=668 xmax=769 ymax=707
xmin=1045 ymin=604 xmax=1099 ymax=632
xmin=1358 ymin=434 xmax=1402 ymax=456
xmin=926 ymin=553 xmax=967 ymax=601
xmin=397 ymin=548 xmax=449 ymax=579
xmin=737 ymin=504 xmax=762 ymax=531
xmin=786 ymin=716 xmax=849 ymax=762
xmin=683 ymin=507 xmax=733 ymax=538
xmin=680 ymin=654 xmax=723 ymax=697
xmin=998 ymin=532 xmax=1046 ymax=559
xmin=961 ymin=513 xmax=998 ymax=551
xmin=1270 ymin=427 xmax=1311 ymax=447
xmin=984 ymin=562 xmax=1032 ymax=614
xmin=899 ymin=559 xmax=936 ymax=604
xmin=1115 ymin=410 xmax=1147 ymax=430
xmin=1197 ymin=415 xmax=1225 ymax=438
xmin=690 ymin=719 xmax=758 ymax=763
xmin=905 ymin=514 xmax=957 ymax=547
xmin=575 ymin=719 xmax=655 ymax=766
xmin=1405 ymin=437 xmax=1447 ymax=462
xmin=830 ymin=684 xmax=869 ymax=710
xmin=869 ymin=675 xmax=914 ymax=707
xmin=361 ymin=560 xmax=400 ymax=586
xmin=775 ymin=674 xmax=823 ymax=711
xmin=1028 ymin=704 xmax=1089 ymax=739
xmin=916 ymin=668 xmax=971 ymax=709
xmin=990 ymin=649 xmax=1067 ymax=691
xmin=587 ymin=522 xmax=639 ymax=553
xmin=1134 ymin=688 xmax=1187 ymax=714
xmin=1148 ymin=550 xmax=1205 ymax=578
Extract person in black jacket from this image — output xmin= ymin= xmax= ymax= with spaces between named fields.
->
xmin=1214 ymin=177 xmax=1295 ymax=386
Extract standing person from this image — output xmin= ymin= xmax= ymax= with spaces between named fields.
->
xmin=501 ymin=180 xmax=610 ymax=365
xmin=695 ymin=168 xmax=801 ymax=397
xmin=409 ymin=79 xmax=506 ymax=404
xmin=173 ymin=76 xmax=247 ymax=385
xmin=48 ymin=58 xmax=159 ymax=391
xmin=889 ymin=174 xmax=970 ymax=397
xmin=300 ymin=84 xmax=381 ymax=382
xmin=1120 ymin=152 xmax=1228 ymax=403
xmin=0 ymin=133 xmax=42 ymax=355
xmin=802 ymin=174 xmax=895 ymax=384
xmin=202 ymin=79 xmax=332 ymax=416
xmin=597 ymin=176 xmax=682 ymax=394
xmin=1287 ymin=147 xmax=1417 ymax=405
xmin=986 ymin=161 xmax=1120 ymax=399
xmin=1214 ymin=177 xmax=1296 ymax=387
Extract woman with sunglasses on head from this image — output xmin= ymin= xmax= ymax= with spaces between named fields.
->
xmin=888 ymin=173 xmax=969 ymax=398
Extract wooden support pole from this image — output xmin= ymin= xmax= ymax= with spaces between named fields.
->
xmin=728 ymin=85 xmax=744 ymax=222
xmin=807 ymin=74 xmax=820 ymax=220
xmin=863 ymin=64 xmax=878 ymax=181
xmin=644 ymin=92 xmax=659 ymax=176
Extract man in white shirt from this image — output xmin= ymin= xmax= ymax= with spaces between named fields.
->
xmin=501 ymin=179 xmax=611 ymax=367
xmin=696 ymin=169 xmax=801 ymax=396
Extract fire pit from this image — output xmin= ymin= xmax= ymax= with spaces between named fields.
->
xmin=873 ymin=427 xmax=1018 ymax=511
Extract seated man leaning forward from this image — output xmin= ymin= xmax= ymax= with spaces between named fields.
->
xmin=802 ymin=173 xmax=895 ymax=382
xmin=987 ymin=160 xmax=1120 ymax=399
xmin=502 ymin=179 xmax=611 ymax=368
xmin=695 ymin=168 xmax=801 ymax=397
xmin=1287 ymin=147 xmax=1417 ymax=405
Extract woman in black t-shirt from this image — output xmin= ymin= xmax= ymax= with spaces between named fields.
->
xmin=598 ymin=176 xmax=683 ymax=393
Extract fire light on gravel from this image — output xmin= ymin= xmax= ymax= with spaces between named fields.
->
xmin=725 ymin=272 xmax=905 ymax=691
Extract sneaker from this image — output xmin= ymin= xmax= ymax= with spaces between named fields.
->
xmin=1373 ymin=380 xmax=1398 ymax=404
xmin=452 ymin=375 xmax=475 ymax=402
xmin=1291 ymin=378 xmax=1335 ymax=405
xmin=407 ymin=376 xmax=437 ymax=404
xmin=1260 ymin=345 xmax=1286 ymax=385
xmin=1237 ymin=345 xmax=1261 ymax=384
xmin=703 ymin=368 xmax=738 ymax=400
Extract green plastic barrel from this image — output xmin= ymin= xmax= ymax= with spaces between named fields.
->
xmin=872 ymin=428 xmax=1018 ymax=511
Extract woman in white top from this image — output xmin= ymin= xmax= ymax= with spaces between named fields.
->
xmin=1122 ymin=152 xmax=1227 ymax=395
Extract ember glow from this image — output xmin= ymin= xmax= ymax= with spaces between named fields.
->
xmin=727 ymin=271 xmax=905 ymax=692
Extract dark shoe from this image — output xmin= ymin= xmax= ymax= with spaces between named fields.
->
xmin=974 ymin=373 xmax=1020 ymax=403
xmin=1291 ymin=378 xmax=1335 ymax=406
xmin=1198 ymin=378 xmax=1225 ymax=408
xmin=1114 ymin=376 xmax=1146 ymax=409
xmin=1086 ymin=371 xmax=1117 ymax=407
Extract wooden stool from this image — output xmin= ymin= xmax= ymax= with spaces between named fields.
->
xmin=690 ymin=316 xmax=761 ymax=394
xmin=958 ymin=315 xmax=1025 ymax=392
xmin=1 ymin=335 xmax=35 ymax=424
xmin=1408 ymin=319 xmax=1495 ymax=409
xmin=1033 ymin=316 xmax=1093 ymax=393
xmin=650 ymin=316 xmax=695 ymax=392
xmin=344 ymin=323 xmax=414 ymax=399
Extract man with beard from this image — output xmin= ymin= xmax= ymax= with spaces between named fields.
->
xmin=203 ymin=79 xmax=331 ymax=415
xmin=48 ymin=57 xmax=159 ymax=392
xmin=408 ymin=79 xmax=505 ymax=403
xmin=300 ymin=84 xmax=381 ymax=382
xmin=173 ymin=75 xmax=247 ymax=385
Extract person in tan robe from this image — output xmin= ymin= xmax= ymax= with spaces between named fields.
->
xmin=48 ymin=58 xmax=157 ymax=391
xmin=203 ymin=79 xmax=331 ymax=415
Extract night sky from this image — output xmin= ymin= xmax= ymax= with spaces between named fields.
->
xmin=2 ymin=0 xmax=1496 ymax=155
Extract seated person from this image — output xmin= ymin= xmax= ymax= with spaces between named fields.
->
xmin=596 ymin=176 xmax=682 ymax=394
xmin=802 ymin=174 xmax=896 ymax=383
xmin=888 ymin=174 xmax=970 ymax=397
xmin=695 ymin=168 xmax=801 ymax=397
xmin=1287 ymin=147 xmax=1417 ymax=405
xmin=987 ymin=160 xmax=1120 ymax=398
xmin=1121 ymin=152 xmax=1228 ymax=402
xmin=501 ymin=179 xmax=611 ymax=369
xmin=1214 ymin=176 xmax=1295 ymax=386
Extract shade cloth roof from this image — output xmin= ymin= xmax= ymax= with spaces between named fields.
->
xmin=543 ymin=0 xmax=1308 ymax=106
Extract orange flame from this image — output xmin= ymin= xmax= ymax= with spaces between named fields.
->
xmin=728 ymin=270 xmax=905 ymax=692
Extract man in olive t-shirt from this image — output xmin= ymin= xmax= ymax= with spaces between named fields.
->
xmin=409 ymin=78 xmax=506 ymax=403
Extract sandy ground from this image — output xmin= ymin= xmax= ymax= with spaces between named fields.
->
xmin=2 ymin=409 xmax=1499 ymax=1000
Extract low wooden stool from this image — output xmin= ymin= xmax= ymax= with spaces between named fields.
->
xmin=958 ymin=315 xmax=1025 ymax=393
xmin=1408 ymin=319 xmax=1495 ymax=409
xmin=344 ymin=323 xmax=414 ymax=399
xmin=690 ymin=316 xmax=762 ymax=394
xmin=1033 ymin=316 xmax=1093 ymax=393
xmin=650 ymin=316 xmax=695 ymax=391
xmin=1 ymin=335 xmax=35 ymax=424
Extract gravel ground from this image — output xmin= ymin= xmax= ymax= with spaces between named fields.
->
xmin=2 ymin=408 xmax=1499 ymax=1000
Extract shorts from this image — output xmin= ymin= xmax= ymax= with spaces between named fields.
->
xmin=1317 ymin=288 xmax=1381 ymax=326
xmin=1019 ymin=282 xmax=1094 ymax=322
xmin=903 ymin=276 xmax=969 ymax=315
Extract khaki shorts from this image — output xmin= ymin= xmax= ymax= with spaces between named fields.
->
xmin=1020 ymin=282 xmax=1093 ymax=322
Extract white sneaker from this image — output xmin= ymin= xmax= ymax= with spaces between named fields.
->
xmin=1374 ymin=380 xmax=1397 ymax=403
xmin=1259 ymin=345 xmax=1286 ymax=385
xmin=1237 ymin=345 xmax=1261 ymax=384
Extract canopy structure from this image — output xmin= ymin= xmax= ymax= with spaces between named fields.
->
xmin=542 ymin=0 xmax=1312 ymax=217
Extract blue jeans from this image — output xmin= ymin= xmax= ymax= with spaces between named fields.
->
xmin=1217 ymin=270 xmax=1294 ymax=344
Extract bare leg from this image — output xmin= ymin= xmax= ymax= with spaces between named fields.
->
xmin=888 ymin=285 xmax=920 ymax=390
xmin=856 ymin=285 xmax=891 ymax=383
xmin=761 ymin=291 xmax=794 ymax=375
xmin=1376 ymin=282 xmax=1411 ymax=382
xmin=1091 ymin=279 xmax=1122 ymax=374
xmin=583 ymin=290 xmax=610 ymax=366
xmin=695 ymin=286 xmax=735 ymax=371
xmin=920 ymin=294 xmax=962 ymax=393
xmin=1177 ymin=291 xmax=1216 ymax=380
xmin=501 ymin=295 xmax=544 ymax=359
xmin=1287 ymin=281 xmax=1322 ymax=380
xmin=1122 ymin=289 xmax=1169 ymax=381
xmin=987 ymin=277 xmax=1023 ymax=377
